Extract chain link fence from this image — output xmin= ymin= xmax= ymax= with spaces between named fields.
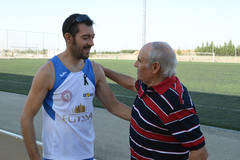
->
xmin=0 ymin=29 xmax=61 ymax=57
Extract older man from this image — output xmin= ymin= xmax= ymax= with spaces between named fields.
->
xmin=102 ymin=42 xmax=208 ymax=160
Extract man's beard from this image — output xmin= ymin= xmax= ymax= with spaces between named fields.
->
xmin=71 ymin=39 xmax=91 ymax=60
xmin=71 ymin=49 xmax=89 ymax=60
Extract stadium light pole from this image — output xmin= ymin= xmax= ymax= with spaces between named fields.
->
xmin=6 ymin=29 xmax=8 ymax=51
xmin=42 ymin=32 xmax=45 ymax=50
xmin=142 ymin=0 xmax=146 ymax=46
xmin=25 ymin=31 xmax=28 ymax=50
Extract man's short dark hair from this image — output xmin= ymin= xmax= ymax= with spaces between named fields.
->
xmin=62 ymin=13 xmax=94 ymax=37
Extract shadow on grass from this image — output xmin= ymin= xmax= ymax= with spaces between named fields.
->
xmin=0 ymin=73 xmax=33 ymax=95
xmin=0 ymin=73 xmax=239 ymax=131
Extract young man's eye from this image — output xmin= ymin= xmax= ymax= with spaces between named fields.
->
xmin=82 ymin=36 xmax=88 ymax=39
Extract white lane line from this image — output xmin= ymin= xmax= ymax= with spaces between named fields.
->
xmin=0 ymin=128 xmax=97 ymax=160
xmin=0 ymin=128 xmax=42 ymax=146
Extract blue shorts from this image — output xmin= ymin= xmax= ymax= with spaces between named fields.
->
xmin=43 ymin=157 xmax=94 ymax=160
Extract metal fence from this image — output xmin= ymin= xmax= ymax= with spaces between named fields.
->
xmin=0 ymin=29 xmax=61 ymax=56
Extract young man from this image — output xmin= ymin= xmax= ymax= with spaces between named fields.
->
xmin=102 ymin=42 xmax=208 ymax=160
xmin=21 ymin=13 xmax=131 ymax=160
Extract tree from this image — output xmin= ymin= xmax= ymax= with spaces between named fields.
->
xmin=210 ymin=41 xmax=214 ymax=53
xmin=176 ymin=48 xmax=182 ymax=55
xmin=237 ymin=45 xmax=240 ymax=56
xmin=194 ymin=40 xmax=239 ymax=56
xmin=228 ymin=40 xmax=235 ymax=56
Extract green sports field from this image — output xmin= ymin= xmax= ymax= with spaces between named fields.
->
xmin=0 ymin=58 xmax=239 ymax=131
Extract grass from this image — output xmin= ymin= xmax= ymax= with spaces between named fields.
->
xmin=0 ymin=58 xmax=240 ymax=130
xmin=176 ymin=62 xmax=240 ymax=96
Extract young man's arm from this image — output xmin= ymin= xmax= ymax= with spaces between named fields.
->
xmin=93 ymin=62 xmax=131 ymax=121
xmin=21 ymin=62 xmax=53 ymax=160
xmin=102 ymin=66 xmax=137 ymax=92
xmin=189 ymin=146 xmax=208 ymax=160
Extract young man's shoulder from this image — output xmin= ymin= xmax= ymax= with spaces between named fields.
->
xmin=88 ymin=60 xmax=105 ymax=83
xmin=38 ymin=60 xmax=54 ymax=76
xmin=33 ymin=61 xmax=54 ymax=90
xmin=88 ymin=59 xmax=98 ymax=72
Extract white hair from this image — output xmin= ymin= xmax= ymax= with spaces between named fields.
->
xmin=148 ymin=42 xmax=177 ymax=77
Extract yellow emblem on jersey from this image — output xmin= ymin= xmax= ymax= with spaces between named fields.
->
xmin=73 ymin=104 xmax=86 ymax=113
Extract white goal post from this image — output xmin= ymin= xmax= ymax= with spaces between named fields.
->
xmin=195 ymin=52 xmax=215 ymax=62
xmin=181 ymin=52 xmax=215 ymax=63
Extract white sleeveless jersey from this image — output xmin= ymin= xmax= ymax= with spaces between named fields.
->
xmin=42 ymin=56 xmax=95 ymax=160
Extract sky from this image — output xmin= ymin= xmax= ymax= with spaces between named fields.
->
xmin=0 ymin=0 xmax=240 ymax=52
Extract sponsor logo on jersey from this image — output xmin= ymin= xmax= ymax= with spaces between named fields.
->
xmin=61 ymin=90 xmax=72 ymax=102
xmin=73 ymin=104 xmax=86 ymax=113
xmin=83 ymin=92 xmax=94 ymax=97
xmin=62 ymin=112 xmax=93 ymax=123
xmin=59 ymin=72 xmax=67 ymax=77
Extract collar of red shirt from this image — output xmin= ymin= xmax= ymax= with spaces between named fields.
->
xmin=149 ymin=76 xmax=183 ymax=104
xmin=150 ymin=76 xmax=177 ymax=94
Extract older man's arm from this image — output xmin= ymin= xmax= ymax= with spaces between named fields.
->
xmin=93 ymin=62 xmax=132 ymax=121
xmin=102 ymin=66 xmax=137 ymax=92
xmin=189 ymin=146 xmax=208 ymax=160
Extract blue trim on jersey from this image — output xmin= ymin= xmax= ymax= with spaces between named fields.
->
xmin=82 ymin=59 xmax=95 ymax=86
xmin=43 ymin=98 xmax=55 ymax=120
xmin=43 ymin=56 xmax=71 ymax=120
xmin=51 ymin=56 xmax=71 ymax=91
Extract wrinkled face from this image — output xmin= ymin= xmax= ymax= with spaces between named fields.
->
xmin=134 ymin=44 xmax=153 ymax=85
xmin=70 ymin=23 xmax=95 ymax=59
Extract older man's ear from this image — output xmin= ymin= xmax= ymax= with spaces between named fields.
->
xmin=151 ymin=62 xmax=161 ymax=74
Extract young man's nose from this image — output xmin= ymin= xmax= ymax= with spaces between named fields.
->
xmin=134 ymin=61 xmax=138 ymax=68
xmin=88 ymin=38 xmax=94 ymax=46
